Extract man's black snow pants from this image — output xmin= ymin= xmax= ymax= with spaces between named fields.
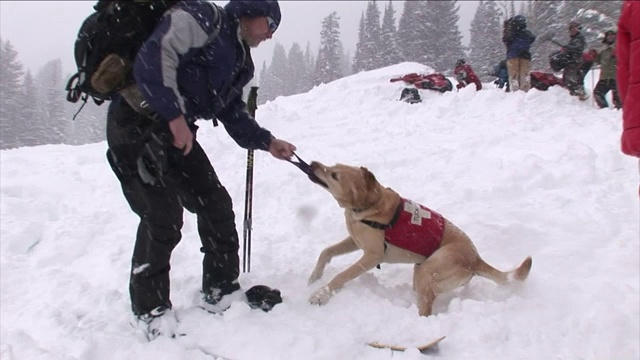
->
xmin=593 ymin=79 xmax=622 ymax=109
xmin=106 ymin=97 xmax=241 ymax=316
xmin=562 ymin=63 xmax=585 ymax=95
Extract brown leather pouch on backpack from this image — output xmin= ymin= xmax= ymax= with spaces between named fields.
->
xmin=91 ymin=53 xmax=131 ymax=94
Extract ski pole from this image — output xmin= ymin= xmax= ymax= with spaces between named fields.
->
xmin=591 ymin=68 xmax=595 ymax=106
xmin=549 ymin=39 xmax=564 ymax=47
xmin=242 ymin=86 xmax=259 ymax=273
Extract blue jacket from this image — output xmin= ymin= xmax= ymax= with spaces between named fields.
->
xmin=503 ymin=28 xmax=536 ymax=59
xmin=133 ymin=0 xmax=272 ymax=151
xmin=491 ymin=61 xmax=508 ymax=83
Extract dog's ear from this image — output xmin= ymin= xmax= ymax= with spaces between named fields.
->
xmin=361 ymin=167 xmax=377 ymax=190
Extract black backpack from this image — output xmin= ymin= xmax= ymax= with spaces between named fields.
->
xmin=549 ymin=50 xmax=570 ymax=72
xmin=400 ymin=88 xmax=421 ymax=104
xmin=65 ymin=0 xmax=182 ymax=107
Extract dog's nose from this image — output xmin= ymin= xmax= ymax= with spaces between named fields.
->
xmin=310 ymin=161 xmax=321 ymax=170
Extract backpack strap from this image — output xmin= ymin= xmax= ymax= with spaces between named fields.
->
xmin=206 ymin=2 xmax=223 ymax=44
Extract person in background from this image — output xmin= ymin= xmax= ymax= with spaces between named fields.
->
xmin=502 ymin=15 xmax=536 ymax=92
xmin=453 ymin=59 xmax=482 ymax=91
xmin=591 ymin=30 xmax=622 ymax=109
xmin=106 ymin=0 xmax=295 ymax=341
xmin=561 ymin=21 xmax=588 ymax=100
xmin=617 ymin=0 xmax=640 ymax=160
xmin=490 ymin=59 xmax=510 ymax=92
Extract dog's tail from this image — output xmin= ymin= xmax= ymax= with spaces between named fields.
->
xmin=474 ymin=256 xmax=532 ymax=284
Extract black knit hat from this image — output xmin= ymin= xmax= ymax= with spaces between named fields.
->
xmin=225 ymin=0 xmax=281 ymax=28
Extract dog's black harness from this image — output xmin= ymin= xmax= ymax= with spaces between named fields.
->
xmin=358 ymin=202 xmax=403 ymax=230
xmin=354 ymin=202 xmax=403 ymax=269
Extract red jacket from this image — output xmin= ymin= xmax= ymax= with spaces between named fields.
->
xmin=454 ymin=64 xmax=482 ymax=91
xmin=454 ymin=64 xmax=478 ymax=83
xmin=617 ymin=0 xmax=640 ymax=157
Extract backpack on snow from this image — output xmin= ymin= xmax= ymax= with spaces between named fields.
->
xmin=390 ymin=73 xmax=452 ymax=93
xmin=418 ymin=73 xmax=453 ymax=93
xmin=400 ymin=88 xmax=421 ymax=104
xmin=65 ymin=0 xmax=180 ymax=107
xmin=549 ymin=50 xmax=570 ymax=72
xmin=530 ymin=71 xmax=564 ymax=91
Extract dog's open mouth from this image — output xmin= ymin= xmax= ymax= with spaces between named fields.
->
xmin=286 ymin=154 xmax=328 ymax=188
xmin=298 ymin=162 xmax=327 ymax=188
xmin=308 ymin=172 xmax=328 ymax=188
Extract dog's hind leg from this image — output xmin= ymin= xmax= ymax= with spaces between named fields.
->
xmin=308 ymin=237 xmax=358 ymax=284
xmin=413 ymin=246 xmax=476 ymax=316
xmin=474 ymin=256 xmax=533 ymax=284
xmin=417 ymin=287 xmax=436 ymax=317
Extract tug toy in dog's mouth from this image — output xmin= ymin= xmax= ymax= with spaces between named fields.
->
xmin=286 ymin=153 xmax=328 ymax=188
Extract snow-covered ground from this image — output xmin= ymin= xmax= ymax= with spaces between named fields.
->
xmin=1 ymin=63 xmax=638 ymax=360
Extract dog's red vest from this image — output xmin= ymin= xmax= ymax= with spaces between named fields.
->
xmin=384 ymin=199 xmax=445 ymax=257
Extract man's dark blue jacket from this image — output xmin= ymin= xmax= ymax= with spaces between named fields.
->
xmin=503 ymin=27 xmax=536 ymax=60
xmin=132 ymin=0 xmax=272 ymax=150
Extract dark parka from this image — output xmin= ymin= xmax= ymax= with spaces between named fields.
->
xmin=133 ymin=0 xmax=272 ymax=150
xmin=563 ymin=31 xmax=586 ymax=64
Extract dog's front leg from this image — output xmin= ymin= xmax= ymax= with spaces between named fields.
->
xmin=308 ymin=236 xmax=358 ymax=284
xmin=309 ymin=252 xmax=383 ymax=305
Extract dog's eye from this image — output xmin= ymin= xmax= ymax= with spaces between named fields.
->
xmin=331 ymin=172 xmax=339 ymax=181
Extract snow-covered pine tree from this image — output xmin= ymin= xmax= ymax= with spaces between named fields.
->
xmin=469 ymin=0 xmax=504 ymax=78
xmin=362 ymin=0 xmax=382 ymax=70
xmin=397 ymin=1 xmax=428 ymax=64
xmin=352 ymin=13 xmax=367 ymax=73
xmin=423 ymin=0 xmax=465 ymax=72
xmin=313 ymin=11 xmax=343 ymax=85
xmin=0 ymin=38 xmax=25 ymax=149
xmin=37 ymin=59 xmax=67 ymax=144
xmin=21 ymin=71 xmax=42 ymax=147
xmin=529 ymin=0 xmax=564 ymax=71
xmin=286 ymin=42 xmax=309 ymax=96
xmin=340 ymin=46 xmax=352 ymax=77
xmin=259 ymin=43 xmax=288 ymax=103
xmin=303 ymin=42 xmax=316 ymax=91
xmin=495 ymin=0 xmax=515 ymax=20
xmin=379 ymin=0 xmax=402 ymax=68
xmin=271 ymin=43 xmax=289 ymax=96
xmin=258 ymin=60 xmax=271 ymax=103
xmin=588 ymin=0 xmax=622 ymax=20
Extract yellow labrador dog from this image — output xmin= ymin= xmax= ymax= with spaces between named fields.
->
xmin=306 ymin=161 xmax=532 ymax=316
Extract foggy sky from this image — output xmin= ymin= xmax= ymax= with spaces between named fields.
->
xmin=0 ymin=1 xmax=479 ymax=76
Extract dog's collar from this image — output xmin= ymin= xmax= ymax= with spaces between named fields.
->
xmin=358 ymin=202 xmax=403 ymax=230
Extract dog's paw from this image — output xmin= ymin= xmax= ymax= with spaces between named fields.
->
xmin=308 ymin=286 xmax=333 ymax=306
xmin=307 ymin=269 xmax=323 ymax=285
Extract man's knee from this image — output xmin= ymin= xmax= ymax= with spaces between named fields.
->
xmin=194 ymin=186 xmax=235 ymax=218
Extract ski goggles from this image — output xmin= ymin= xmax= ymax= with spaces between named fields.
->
xmin=267 ymin=16 xmax=278 ymax=33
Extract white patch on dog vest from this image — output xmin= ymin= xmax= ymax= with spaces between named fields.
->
xmin=403 ymin=201 xmax=431 ymax=225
